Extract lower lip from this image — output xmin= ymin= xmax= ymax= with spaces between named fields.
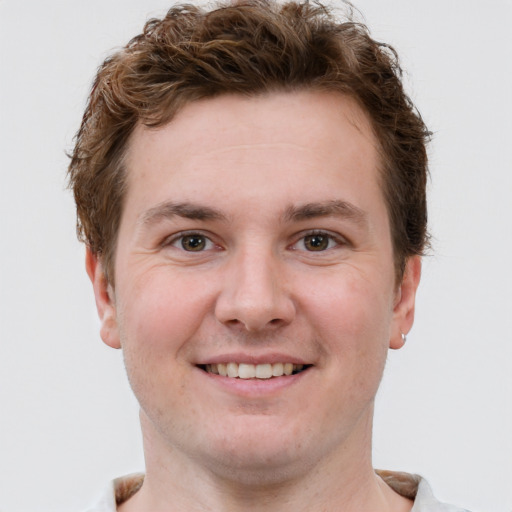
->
xmin=197 ymin=367 xmax=311 ymax=397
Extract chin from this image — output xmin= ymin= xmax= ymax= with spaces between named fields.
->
xmin=203 ymin=448 xmax=314 ymax=487
xmin=195 ymin=419 xmax=324 ymax=484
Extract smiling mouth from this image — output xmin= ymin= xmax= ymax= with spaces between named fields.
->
xmin=199 ymin=362 xmax=311 ymax=379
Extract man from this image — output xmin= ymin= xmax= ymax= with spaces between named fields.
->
xmin=68 ymin=1 xmax=469 ymax=510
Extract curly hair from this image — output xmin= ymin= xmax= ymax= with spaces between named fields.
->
xmin=68 ymin=0 xmax=430 ymax=282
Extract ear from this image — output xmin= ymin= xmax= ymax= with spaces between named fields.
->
xmin=389 ymin=255 xmax=422 ymax=350
xmin=85 ymin=248 xmax=121 ymax=349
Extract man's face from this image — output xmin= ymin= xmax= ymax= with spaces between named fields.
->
xmin=89 ymin=91 xmax=419 ymax=480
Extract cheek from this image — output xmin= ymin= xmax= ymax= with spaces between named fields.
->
xmin=116 ymin=269 xmax=215 ymax=358
xmin=115 ymin=271 xmax=214 ymax=422
xmin=305 ymin=268 xmax=394 ymax=361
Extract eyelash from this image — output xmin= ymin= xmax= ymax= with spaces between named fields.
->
xmin=163 ymin=230 xmax=347 ymax=253
xmin=291 ymin=230 xmax=347 ymax=252
xmin=163 ymin=231 xmax=218 ymax=252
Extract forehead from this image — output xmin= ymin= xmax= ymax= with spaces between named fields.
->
xmin=131 ymin=90 xmax=376 ymax=146
xmin=124 ymin=91 xmax=382 ymax=204
xmin=123 ymin=91 xmax=380 ymax=227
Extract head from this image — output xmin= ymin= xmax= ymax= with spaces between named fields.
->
xmin=68 ymin=0 xmax=430 ymax=285
xmin=72 ymin=0 xmax=429 ymax=486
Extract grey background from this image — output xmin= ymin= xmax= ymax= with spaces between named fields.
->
xmin=0 ymin=1 xmax=510 ymax=510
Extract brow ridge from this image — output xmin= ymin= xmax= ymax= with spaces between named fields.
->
xmin=283 ymin=200 xmax=367 ymax=225
xmin=140 ymin=201 xmax=228 ymax=225
xmin=140 ymin=199 xmax=366 ymax=227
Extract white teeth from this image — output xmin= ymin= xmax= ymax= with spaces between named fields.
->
xmin=255 ymin=363 xmax=272 ymax=379
xmin=272 ymin=362 xmax=284 ymax=377
xmin=238 ymin=363 xmax=256 ymax=379
xmin=227 ymin=362 xmax=239 ymax=378
xmin=205 ymin=362 xmax=307 ymax=379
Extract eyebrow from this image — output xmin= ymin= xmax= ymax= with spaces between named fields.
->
xmin=283 ymin=200 xmax=368 ymax=226
xmin=140 ymin=201 xmax=228 ymax=225
xmin=139 ymin=199 xmax=367 ymax=227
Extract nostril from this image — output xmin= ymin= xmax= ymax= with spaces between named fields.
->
xmin=214 ymin=283 xmax=296 ymax=332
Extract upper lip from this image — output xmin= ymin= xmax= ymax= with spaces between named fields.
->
xmin=196 ymin=352 xmax=311 ymax=366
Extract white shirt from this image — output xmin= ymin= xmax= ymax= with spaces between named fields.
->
xmin=83 ymin=471 xmax=470 ymax=512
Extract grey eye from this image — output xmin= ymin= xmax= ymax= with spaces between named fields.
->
xmin=303 ymin=234 xmax=330 ymax=251
xmin=181 ymin=234 xmax=207 ymax=251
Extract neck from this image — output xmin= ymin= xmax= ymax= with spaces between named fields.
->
xmin=118 ymin=410 xmax=412 ymax=512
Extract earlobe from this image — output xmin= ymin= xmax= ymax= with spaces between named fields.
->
xmin=389 ymin=256 xmax=422 ymax=350
xmin=85 ymin=248 xmax=121 ymax=349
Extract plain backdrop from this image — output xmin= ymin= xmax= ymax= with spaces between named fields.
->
xmin=0 ymin=1 xmax=511 ymax=511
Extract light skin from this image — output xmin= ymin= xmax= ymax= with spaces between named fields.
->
xmin=87 ymin=90 xmax=421 ymax=511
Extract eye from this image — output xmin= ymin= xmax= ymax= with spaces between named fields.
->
xmin=303 ymin=233 xmax=331 ymax=251
xmin=168 ymin=233 xmax=216 ymax=252
xmin=294 ymin=231 xmax=343 ymax=252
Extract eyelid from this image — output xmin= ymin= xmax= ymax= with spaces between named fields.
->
xmin=159 ymin=229 xmax=348 ymax=252
xmin=290 ymin=229 xmax=349 ymax=251
xmin=161 ymin=230 xmax=220 ymax=250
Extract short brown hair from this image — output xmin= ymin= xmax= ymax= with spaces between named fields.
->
xmin=68 ymin=0 xmax=430 ymax=282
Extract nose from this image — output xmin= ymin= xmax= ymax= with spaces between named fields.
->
xmin=214 ymin=246 xmax=296 ymax=332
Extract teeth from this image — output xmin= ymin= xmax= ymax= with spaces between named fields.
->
xmin=255 ymin=363 xmax=272 ymax=379
xmin=227 ymin=362 xmax=238 ymax=378
xmin=204 ymin=362 xmax=307 ymax=379
xmin=238 ymin=363 xmax=256 ymax=379
xmin=272 ymin=362 xmax=283 ymax=376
